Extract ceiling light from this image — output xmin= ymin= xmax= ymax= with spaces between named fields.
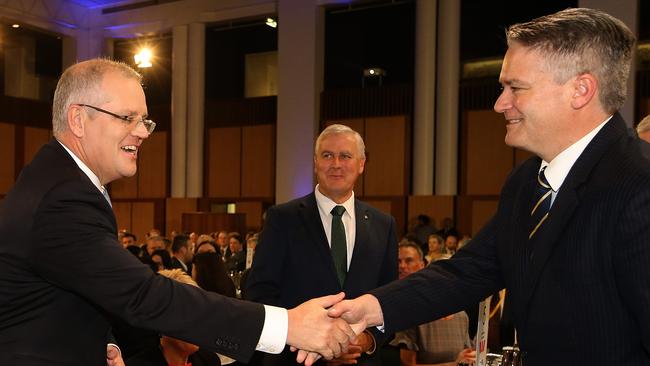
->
xmin=265 ymin=17 xmax=277 ymax=28
xmin=134 ymin=48 xmax=152 ymax=68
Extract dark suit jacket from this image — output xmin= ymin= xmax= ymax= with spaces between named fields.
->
xmin=371 ymin=113 xmax=650 ymax=366
xmin=0 ymin=140 xmax=265 ymax=365
xmin=244 ymin=192 xmax=398 ymax=365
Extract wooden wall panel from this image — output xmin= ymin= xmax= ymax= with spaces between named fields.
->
xmin=515 ymin=148 xmax=534 ymax=167
xmin=241 ymin=125 xmax=274 ymax=198
xmin=137 ymin=131 xmax=168 ymax=198
xmin=110 ymin=175 xmax=138 ymax=199
xmin=324 ymin=119 xmax=365 ymax=196
xmin=0 ymin=123 xmax=15 ymax=194
xmin=235 ymin=201 xmax=264 ymax=231
xmin=364 ymin=116 xmax=407 ymax=196
xmin=112 ymin=202 xmax=132 ymax=233
xmin=207 ymin=127 xmax=241 ymax=198
xmin=166 ymin=198 xmax=198 ymax=236
xmin=407 ymin=195 xmax=455 ymax=232
xmin=131 ymin=202 xmax=155 ymax=245
xmin=466 ymin=110 xmax=512 ymax=195
xmin=471 ymin=199 xmax=499 ymax=237
xmin=23 ymin=127 xmax=50 ymax=167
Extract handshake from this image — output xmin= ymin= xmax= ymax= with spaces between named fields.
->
xmin=285 ymin=292 xmax=384 ymax=365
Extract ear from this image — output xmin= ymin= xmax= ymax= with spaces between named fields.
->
xmin=358 ymin=157 xmax=366 ymax=174
xmin=570 ymin=73 xmax=597 ymax=109
xmin=67 ymin=104 xmax=85 ymax=138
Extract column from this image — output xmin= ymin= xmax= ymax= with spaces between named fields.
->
xmin=171 ymin=24 xmax=188 ymax=198
xmin=412 ymin=0 xmax=437 ymax=195
xmin=435 ymin=0 xmax=460 ymax=195
xmin=186 ymin=23 xmax=206 ymax=198
xmin=276 ymin=0 xmax=324 ymax=204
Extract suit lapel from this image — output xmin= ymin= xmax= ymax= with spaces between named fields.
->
xmin=520 ymin=114 xmax=627 ymax=310
xmin=346 ymin=200 xmax=370 ymax=285
xmin=299 ymin=193 xmax=341 ymax=285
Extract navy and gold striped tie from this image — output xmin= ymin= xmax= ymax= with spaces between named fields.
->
xmin=529 ymin=167 xmax=551 ymax=239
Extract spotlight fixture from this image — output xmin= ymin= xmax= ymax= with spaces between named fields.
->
xmin=363 ymin=67 xmax=386 ymax=77
xmin=265 ymin=17 xmax=277 ymax=28
xmin=11 ymin=24 xmax=20 ymax=28
xmin=134 ymin=48 xmax=152 ymax=68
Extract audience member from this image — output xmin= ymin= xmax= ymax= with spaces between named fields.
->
xmin=391 ymin=242 xmax=475 ymax=366
xmin=411 ymin=214 xmax=438 ymax=254
xmin=150 ymin=249 xmax=173 ymax=272
xmin=245 ymin=124 xmax=398 ymax=366
xmin=444 ymin=234 xmax=459 ymax=256
xmin=171 ymin=234 xmax=194 ymax=274
xmin=215 ymin=230 xmax=231 ymax=260
xmin=425 ymin=234 xmax=449 ymax=264
xmin=196 ymin=234 xmax=219 ymax=254
xmin=637 ymin=114 xmax=650 ymax=143
xmin=121 ymin=232 xmax=137 ymax=248
xmin=225 ymin=232 xmax=246 ymax=272
xmin=193 ymin=252 xmax=237 ymax=298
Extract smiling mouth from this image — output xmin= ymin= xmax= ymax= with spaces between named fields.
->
xmin=121 ymin=145 xmax=138 ymax=155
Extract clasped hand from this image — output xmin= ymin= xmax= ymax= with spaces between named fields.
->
xmin=286 ymin=293 xmax=378 ymax=366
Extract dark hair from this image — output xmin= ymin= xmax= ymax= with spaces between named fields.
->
xmin=125 ymin=245 xmax=141 ymax=258
xmin=192 ymin=252 xmax=236 ymax=298
xmin=171 ymin=234 xmax=190 ymax=253
xmin=150 ymin=249 xmax=172 ymax=271
xmin=122 ymin=232 xmax=137 ymax=241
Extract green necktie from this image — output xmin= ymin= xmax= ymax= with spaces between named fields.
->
xmin=330 ymin=205 xmax=347 ymax=286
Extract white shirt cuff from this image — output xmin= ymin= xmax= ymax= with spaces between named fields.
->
xmin=255 ymin=305 xmax=288 ymax=354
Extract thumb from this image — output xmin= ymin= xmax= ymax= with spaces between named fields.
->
xmin=316 ymin=291 xmax=345 ymax=308
xmin=106 ymin=346 xmax=119 ymax=360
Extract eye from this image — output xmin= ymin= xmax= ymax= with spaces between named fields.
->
xmin=322 ymin=152 xmax=333 ymax=159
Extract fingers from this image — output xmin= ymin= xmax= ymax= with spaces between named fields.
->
xmin=304 ymin=352 xmax=322 ymax=366
xmin=316 ymin=291 xmax=346 ymax=308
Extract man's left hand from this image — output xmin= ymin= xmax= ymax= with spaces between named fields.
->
xmin=326 ymin=331 xmax=374 ymax=365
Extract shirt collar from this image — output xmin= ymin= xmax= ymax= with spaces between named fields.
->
xmin=314 ymin=184 xmax=355 ymax=219
xmin=57 ymin=139 xmax=107 ymax=195
xmin=541 ymin=116 xmax=611 ymax=192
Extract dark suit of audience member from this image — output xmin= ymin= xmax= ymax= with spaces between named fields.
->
xmin=245 ymin=125 xmax=398 ymax=365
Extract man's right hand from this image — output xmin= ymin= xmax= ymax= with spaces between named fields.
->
xmin=286 ymin=292 xmax=356 ymax=360
xmin=327 ymin=294 xmax=384 ymax=329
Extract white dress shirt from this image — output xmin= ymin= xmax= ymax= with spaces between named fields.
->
xmin=540 ymin=116 xmax=611 ymax=207
xmin=57 ymin=139 xmax=287 ymax=354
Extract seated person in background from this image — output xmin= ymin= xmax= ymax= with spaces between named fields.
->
xmin=391 ymin=242 xmax=475 ymax=366
xmin=225 ymin=233 xmax=245 ymax=272
xmin=150 ymin=249 xmax=173 ymax=272
xmin=127 ymin=269 xmax=221 ymax=366
xmin=424 ymin=234 xmax=449 ymax=264
xmin=121 ymin=232 xmax=137 ymax=248
xmin=195 ymin=234 xmax=219 ymax=254
xmin=193 ymin=252 xmax=236 ymax=298
xmin=443 ymin=234 xmax=459 ymax=256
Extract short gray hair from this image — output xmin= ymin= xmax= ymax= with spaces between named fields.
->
xmin=637 ymin=115 xmax=650 ymax=134
xmin=399 ymin=241 xmax=424 ymax=261
xmin=52 ymin=58 xmax=142 ymax=136
xmin=314 ymin=124 xmax=366 ymax=159
xmin=506 ymin=8 xmax=635 ymax=114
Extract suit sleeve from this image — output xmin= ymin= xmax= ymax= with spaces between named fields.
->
xmin=31 ymin=180 xmax=265 ymax=362
xmin=613 ymin=183 xmax=650 ymax=354
xmin=243 ymin=205 xmax=287 ymax=305
xmin=371 ymin=216 xmax=504 ymax=334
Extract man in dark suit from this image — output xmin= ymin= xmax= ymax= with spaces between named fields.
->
xmin=245 ymin=124 xmax=398 ymax=365
xmin=328 ymin=8 xmax=650 ymax=366
xmin=171 ymin=234 xmax=194 ymax=274
xmin=0 ymin=59 xmax=357 ymax=366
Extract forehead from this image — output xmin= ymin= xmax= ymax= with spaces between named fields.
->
xmin=399 ymin=246 xmax=419 ymax=257
xmin=101 ymin=72 xmax=147 ymax=110
xmin=499 ymin=44 xmax=548 ymax=83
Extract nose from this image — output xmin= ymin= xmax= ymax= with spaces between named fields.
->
xmin=493 ymin=88 xmax=511 ymax=113
xmin=132 ymin=120 xmax=151 ymax=138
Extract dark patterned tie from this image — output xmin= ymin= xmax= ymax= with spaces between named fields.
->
xmin=529 ymin=167 xmax=551 ymax=239
xmin=330 ymin=205 xmax=347 ymax=286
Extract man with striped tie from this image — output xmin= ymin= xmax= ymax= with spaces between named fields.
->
xmin=328 ymin=8 xmax=650 ymax=366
